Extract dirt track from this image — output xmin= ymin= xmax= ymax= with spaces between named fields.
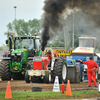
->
xmin=0 ymin=80 xmax=98 ymax=92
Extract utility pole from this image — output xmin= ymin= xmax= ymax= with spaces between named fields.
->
xmin=14 ymin=6 xmax=17 ymax=36
xmin=64 ymin=28 xmax=66 ymax=52
xmin=72 ymin=10 xmax=74 ymax=49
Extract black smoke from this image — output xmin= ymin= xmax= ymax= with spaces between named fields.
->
xmin=41 ymin=0 xmax=100 ymax=51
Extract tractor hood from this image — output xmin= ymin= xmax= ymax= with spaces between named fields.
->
xmin=12 ymin=49 xmax=27 ymax=54
xmin=72 ymin=47 xmax=95 ymax=54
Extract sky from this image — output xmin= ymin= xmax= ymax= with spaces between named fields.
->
xmin=0 ymin=0 xmax=44 ymax=46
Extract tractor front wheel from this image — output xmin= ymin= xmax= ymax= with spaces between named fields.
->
xmin=45 ymin=71 xmax=51 ymax=84
xmin=25 ymin=70 xmax=30 ymax=83
xmin=0 ymin=60 xmax=11 ymax=80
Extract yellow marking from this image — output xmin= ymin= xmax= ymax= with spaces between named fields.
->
xmin=52 ymin=49 xmax=74 ymax=58
xmin=29 ymin=75 xmax=31 ymax=80
xmin=23 ymin=49 xmax=28 ymax=51
xmin=77 ymin=70 xmax=80 ymax=73
xmin=21 ymin=71 xmax=25 ymax=74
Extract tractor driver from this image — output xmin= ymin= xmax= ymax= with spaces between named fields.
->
xmin=46 ymin=49 xmax=52 ymax=66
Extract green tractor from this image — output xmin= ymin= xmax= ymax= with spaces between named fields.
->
xmin=0 ymin=34 xmax=42 ymax=80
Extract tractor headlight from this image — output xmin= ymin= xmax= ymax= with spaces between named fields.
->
xmin=17 ymin=53 xmax=21 ymax=56
xmin=11 ymin=53 xmax=15 ymax=56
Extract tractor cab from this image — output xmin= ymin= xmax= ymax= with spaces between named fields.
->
xmin=0 ymin=33 xmax=42 ymax=81
xmin=14 ymin=37 xmax=40 ymax=57
xmin=6 ymin=34 xmax=42 ymax=59
xmin=5 ymin=34 xmax=42 ymax=72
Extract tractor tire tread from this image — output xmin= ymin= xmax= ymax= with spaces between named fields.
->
xmin=0 ymin=60 xmax=11 ymax=80
xmin=51 ymin=58 xmax=67 ymax=83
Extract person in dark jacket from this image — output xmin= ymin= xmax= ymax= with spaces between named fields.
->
xmin=78 ymin=57 xmax=99 ymax=88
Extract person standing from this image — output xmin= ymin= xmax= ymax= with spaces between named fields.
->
xmin=78 ymin=57 xmax=99 ymax=88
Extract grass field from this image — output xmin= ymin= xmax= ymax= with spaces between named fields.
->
xmin=0 ymin=90 xmax=100 ymax=100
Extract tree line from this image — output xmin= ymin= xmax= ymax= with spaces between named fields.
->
xmin=5 ymin=10 xmax=97 ymax=51
xmin=3 ymin=17 xmax=81 ymax=51
xmin=4 ymin=19 xmax=41 ymax=37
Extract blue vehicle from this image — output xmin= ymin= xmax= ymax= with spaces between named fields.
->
xmin=65 ymin=35 xmax=99 ymax=82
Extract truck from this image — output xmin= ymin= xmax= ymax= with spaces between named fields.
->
xmin=0 ymin=33 xmax=42 ymax=80
xmin=65 ymin=35 xmax=99 ymax=82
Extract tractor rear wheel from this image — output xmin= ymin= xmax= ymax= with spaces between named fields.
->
xmin=0 ymin=60 xmax=11 ymax=80
xmin=51 ymin=58 xmax=68 ymax=83
xmin=25 ymin=70 xmax=30 ymax=83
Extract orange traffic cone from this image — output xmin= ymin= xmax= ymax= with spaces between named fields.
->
xmin=5 ymin=81 xmax=12 ymax=98
xmin=66 ymin=80 xmax=72 ymax=95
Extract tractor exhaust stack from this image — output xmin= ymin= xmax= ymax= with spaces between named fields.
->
xmin=42 ymin=51 xmax=44 ymax=57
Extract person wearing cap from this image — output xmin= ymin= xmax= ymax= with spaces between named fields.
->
xmin=78 ymin=56 xmax=99 ymax=88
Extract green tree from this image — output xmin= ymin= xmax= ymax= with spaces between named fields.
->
xmin=50 ymin=29 xmax=79 ymax=51
xmin=4 ymin=19 xmax=41 ymax=37
xmin=28 ymin=19 xmax=41 ymax=36
xmin=50 ymin=35 xmax=65 ymax=47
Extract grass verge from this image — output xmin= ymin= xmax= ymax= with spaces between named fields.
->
xmin=0 ymin=90 xmax=100 ymax=100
